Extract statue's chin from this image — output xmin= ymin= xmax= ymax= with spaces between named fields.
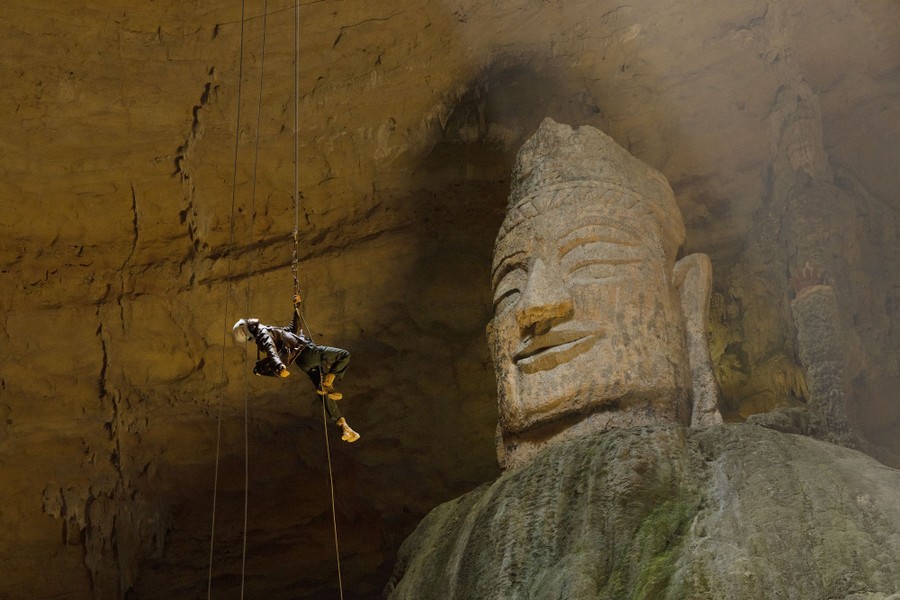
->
xmin=497 ymin=392 xmax=689 ymax=471
xmin=499 ymin=368 xmax=683 ymax=433
xmin=500 ymin=389 xmax=644 ymax=436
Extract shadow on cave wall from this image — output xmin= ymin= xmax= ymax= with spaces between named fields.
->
xmin=345 ymin=55 xmax=617 ymax=574
xmin=401 ymin=57 xmax=900 ymax=465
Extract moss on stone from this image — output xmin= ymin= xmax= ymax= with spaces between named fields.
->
xmin=388 ymin=426 xmax=900 ymax=600
xmin=602 ymin=496 xmax=698 ymax=600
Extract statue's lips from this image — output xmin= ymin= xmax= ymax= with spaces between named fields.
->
xmin=514 ymin=331 xmax=598 ymax=373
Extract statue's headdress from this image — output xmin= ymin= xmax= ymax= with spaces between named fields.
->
xmin=500 ymin=118 xmax=685 ymax=261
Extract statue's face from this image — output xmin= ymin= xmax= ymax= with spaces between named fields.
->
xmin=489 ymin=192 xmax=689 ymax=435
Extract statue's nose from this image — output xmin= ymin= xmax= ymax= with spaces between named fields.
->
xmin=515 ymin=258 xmax=573 ymax=333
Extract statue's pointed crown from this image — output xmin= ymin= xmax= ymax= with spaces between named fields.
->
xmin=503 ymin=118 xmax=685 ymax=260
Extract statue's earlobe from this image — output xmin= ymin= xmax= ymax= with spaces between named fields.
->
xmin=673 ymin=253 xmax=724 ymax=428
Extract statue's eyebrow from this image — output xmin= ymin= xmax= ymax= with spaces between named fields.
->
xmin=491 ymin=250 xmax=527 ymax=290
xmin=558 ymin=223 xmax=640 ymax=260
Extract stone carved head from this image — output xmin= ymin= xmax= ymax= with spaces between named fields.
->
xmin=488 ymin=119 xmax=721 ymax=470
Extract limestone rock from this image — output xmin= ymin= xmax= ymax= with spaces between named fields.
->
xmin=488 ymin=119 xmax=721 ymax=471
xmin=387 ymin=424 xmax=900 ymax=599
xmin=1 ymin=0 xmax=898 ymax=597
xmin=791 ymin=283 xmax=853 ymax=443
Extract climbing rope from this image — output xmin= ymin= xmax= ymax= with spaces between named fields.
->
xmin=299 ymin=310 xmax=346 ymax=600
xmin=208 ymin=0 xmax=248 ymax=597
xmin=208 ymin=0 xmax=266 ymax=596
xmin=291 ymin=0 xmax=345 ymax=588
xmin=320 ymin=390 xmax=346 ymax=600
xmin=292 ymin=0 xmax=302 ymax=298
xmin=238 ymin=0 xmax=270 ymax=596
xmin=208 ymin=0 xmax=346 ymax=596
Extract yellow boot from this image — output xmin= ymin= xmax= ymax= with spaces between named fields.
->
xmin=317 ymin=372 xmax=342 ymax=400
xmin=337 ymin=418 xmax=360 ymax=443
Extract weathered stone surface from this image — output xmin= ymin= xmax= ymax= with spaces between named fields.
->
xmin=713 ymin=75 xmax=900 ymax=452
xmin=488 ymin=119 xmax=721 ymax=470
xmin=791 ymin=283 xmax=853 ymax=444
xmin=387 ymin=424 xmax=900 ymax=600
xmin=675 ymin=254 xmax=723 ymax=429
xmin=0 ymin=0 xmax=898 ymax=597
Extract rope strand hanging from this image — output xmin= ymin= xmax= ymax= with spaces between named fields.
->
xmin=292 ymin=0 xmax=302 ymax=298
xmin=237 ymin=0 xmax=271 ymax=596
xmin=208 ymin=0 xmax=248 ymax=596
xmin=292 ymin=0 xmax=345 ymax=595
xmin=208 ymin=0 xmax=346 ymax=597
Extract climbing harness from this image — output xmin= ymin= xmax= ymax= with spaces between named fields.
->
xmin=208 ymin=0 xmax=346 ymax=598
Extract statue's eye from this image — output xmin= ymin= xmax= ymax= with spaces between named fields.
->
xmin=493 ymin=267 xmax=527 ymax=314
xmin=566 ymin=258 xmax=642 ymax=280
xmin=567 ymin=259 xmax=621 ymax=280
xmin=493 ymin=288 xmax=520 ymax=314
xmin=561 ymin=241 xmax=642 ymax=282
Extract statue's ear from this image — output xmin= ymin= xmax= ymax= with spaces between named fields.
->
xmin=673 ymin=253 xmax=723 ymax=428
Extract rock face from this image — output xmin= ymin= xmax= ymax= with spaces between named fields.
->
xmin=386 ymin=424 xmax=900 ymax=599
xmin=488 ymin=118 xmax=722 ymax=470
xmin=1 ymin=0 xmax=899 ymax=598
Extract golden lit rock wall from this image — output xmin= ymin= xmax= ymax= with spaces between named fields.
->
xmin=1 ymin=0 xmax=898 ymax=597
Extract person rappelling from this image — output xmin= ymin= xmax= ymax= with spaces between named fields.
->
xmin=232 ymin=294 xmax=360 ymax=443
xmin=204 ymin=2 xmax=354 ymax=592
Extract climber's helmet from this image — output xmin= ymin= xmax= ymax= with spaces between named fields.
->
xmin=232 ymin=319 xmax=253 ymax=344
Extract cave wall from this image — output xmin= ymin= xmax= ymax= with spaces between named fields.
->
xmin=1 ymin=0 xmax=898 ymax=598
